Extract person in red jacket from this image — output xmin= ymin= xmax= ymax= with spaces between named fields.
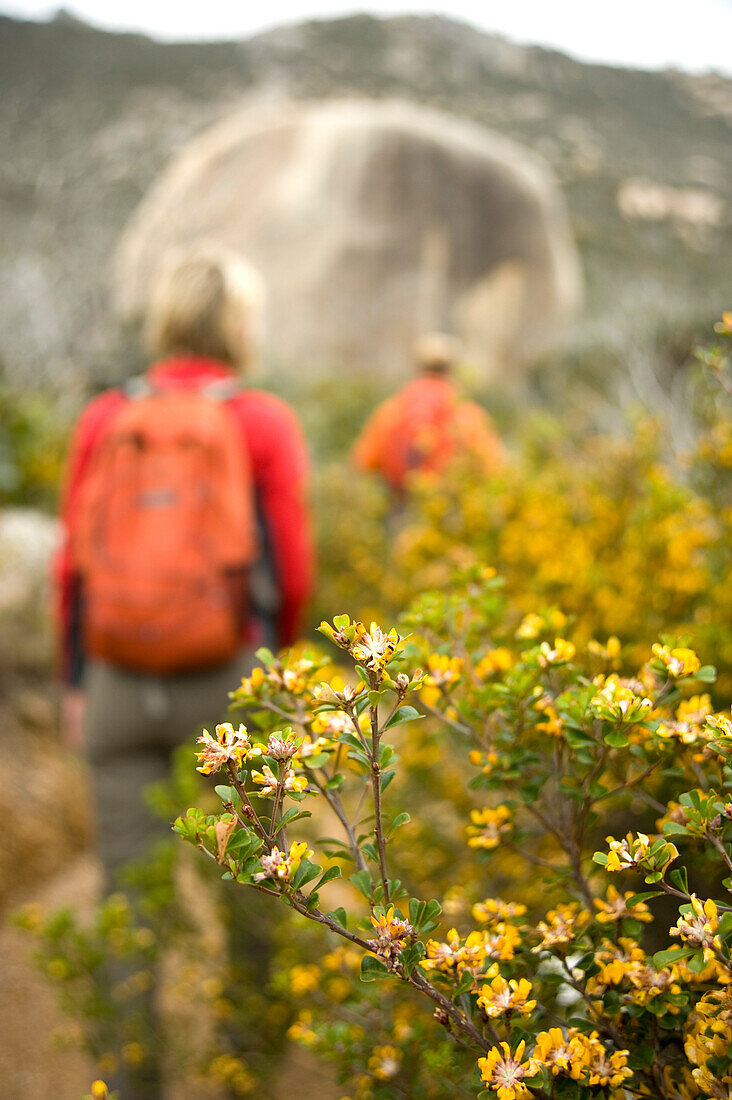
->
xmin=54 ymin=248 xmax=313 ymax=1099
xmin=353 ymin=332 xmax=504 ymax=493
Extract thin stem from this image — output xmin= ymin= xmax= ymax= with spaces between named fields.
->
xmin=593 ymin=760 xmax=662 ymax=807
xmin=419 ymin=699 xmax=475 ymax=738
xmin=310 ymin=770 xmax=370 ymax=876
xmin=408 ymin=969 xmax=492 ymax=1053
xmin=226 ymin=761 xmax=268 ymax=845
xmin=269 ymin=767 xmax=287 ymax=845
xmin=370 ymin=703 xmax=391 ymax=906
xmin=288 ymin=893 xmax=373 ymax=952
xmin=707 ymin=832 xmax=732 ymax=876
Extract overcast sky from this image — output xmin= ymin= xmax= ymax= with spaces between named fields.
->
xmin=3 ymin=0 xmax=732 ymax=75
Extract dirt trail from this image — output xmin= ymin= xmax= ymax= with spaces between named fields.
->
xmin=1 ymin=853 xmax=341 ymax=1100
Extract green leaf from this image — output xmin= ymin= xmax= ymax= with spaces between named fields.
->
xmin=687 ymin=949 xmax=709 ymax=974
xmin=409 ymin=899 xmax=426 ymax=927
xmin=669 ymin=867 xmax=689 ymax=893
xmin=325 ymin=773 xmax=345 ymax=790
xmin=338 ymin=732 xmax=367 ymax=752
xmin=255 ymin=647 xmax=275 ymax=667
xmin=384 ymin=706 xmax=423 ymax=731
xmin=626 ymin=891 xmax=662 ymax=907
xmin=603 ymin=729 xmax=630 ymax=748
xmin=214 ymin=785 xmax=238 ymax=804
xmin=695 ymin=665 xmax=716 ymax=683
xmin=326 ymin=907 xmax=348 ymax=929
xmin=360 ymin=955 xmax=390 ymax=982
xmin=279 ymin=806 xmax=311 ymax=828
xmin=453 ymin=969 xmax=475 ymax=997
xmin=387 ymin=812 xmax=411 ymax=837
xmin=380 ymin=769 xmax=396 ymax=792
xmin=314 ymin=866 xmax=342 ymax=891
xmin=652 ymin=946 xmax=695 ymax=969
xmin=423 ymin=899 xmax=442 ymax=923
xmin=350 ymin=869 xmax=373 ymax=899
xmin=292 ymin=859 xmax=322 ymax=890
xmin=717 ymin=911 xmax=732 ymax=940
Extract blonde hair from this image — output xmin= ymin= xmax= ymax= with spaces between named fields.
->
xmin=145 ymin=247 xmax=265 ymax=369
xmin=413 ymin=331 xmax=462 ymax=374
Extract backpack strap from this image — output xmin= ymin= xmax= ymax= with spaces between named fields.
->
xmin=125 ymin=373 xmax=240 ymax=402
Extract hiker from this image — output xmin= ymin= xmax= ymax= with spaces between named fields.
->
xmin=53 ymin=247 xmax=313 ymax=1097
xmin=352 ymin=332 xmax=504 ymax=493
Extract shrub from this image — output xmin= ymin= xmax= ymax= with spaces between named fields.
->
xmin=173 ymin=576 xmax=732 ymax=1099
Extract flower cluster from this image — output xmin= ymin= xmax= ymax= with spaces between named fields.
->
xmin=589 ymin=674 xmax=653 ymax=723
xmin=651 ymin=644 xmax=702 ymax=678
xmin=368 ymin=908 xmax=415 ymax=968
xmin=251 ymin=763 xmax=309 ymax=798
xmin=252 ymin=841 xmax=312 ymax=884
xmin=670 ymin=895 xmax=722 ymax=954
xmin=195 ymin=723 xmax=260 ymax=775
xmin=477 ymin=976 xmax=536 ymax=1018
xmin=466 ymin=806 xmax=512 ymax=850
xmin=601 ymin=831 xmax=679 ymax=876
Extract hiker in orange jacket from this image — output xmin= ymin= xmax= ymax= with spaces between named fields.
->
xmin=53 ymin=248 xmax=313 ymax=1100
xmin=353 ymin=332 xmax=504 ymax=492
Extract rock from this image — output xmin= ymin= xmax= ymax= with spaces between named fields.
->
xmin=115 ymin=99 xmax=582 ymax=380
xmin=0 ymin=508 xmax=59 ymax=672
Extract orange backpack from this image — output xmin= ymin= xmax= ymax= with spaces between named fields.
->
xmin=355 ymin=378 xmax=505 ymax=490
xmin=71 ymin=379 xmax=257 ymax=674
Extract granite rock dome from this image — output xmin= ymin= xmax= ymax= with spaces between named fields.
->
xmin=115 ymin=99 xmax=582 ymax=377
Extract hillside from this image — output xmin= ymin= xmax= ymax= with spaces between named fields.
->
xmin=1 ymin=10 xmax=731 ymax=389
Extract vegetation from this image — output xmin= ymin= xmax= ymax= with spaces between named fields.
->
xmin=14 ymin=318 xmax=731 ymax=1099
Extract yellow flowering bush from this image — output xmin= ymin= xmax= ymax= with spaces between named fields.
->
xmin=171 ymin=561 xmax=732 ymax=1100
xmin=316 ymin=321 xmax=732 ymax=701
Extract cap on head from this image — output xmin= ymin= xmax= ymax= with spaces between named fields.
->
xmin=413 ymin=332 xmax=462 ymax=374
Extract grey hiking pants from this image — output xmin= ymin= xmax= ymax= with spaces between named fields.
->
xmin=83 ymin=653 xmax=256 ymax=1100
xmin=84 ymin=652 xmax=253 ymax=881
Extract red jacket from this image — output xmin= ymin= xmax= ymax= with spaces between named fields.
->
xmin=54 ymin=357 xmax=314 ymax=683
xmin=353 ymin=375 xmax=504 ymax=490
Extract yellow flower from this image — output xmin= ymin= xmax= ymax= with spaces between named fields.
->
xmin=533 ymin=903 xmax=591 ymax=952
xmin=475 ymin=649 xmax=513 ymax=678
xmin=467 ymin=806 xmax=512 ymax=850
xmin=589 ymin=674 xmax=653 ymax=722
xmin=652 ymin=644 xmax=701 ymax=678
xmin=531 ymin=1028 xmax=576 ymax=1077
xmin=251 ymin=763 xmax=309 ymax=797
xmin=533 ymin=695 xmax=563 ymax=737
xmin=425 ymin=653 xmax=463 ymax=688
xmin=351 ymin=622 xmax=402 ymax=670
xmin=472 ymin=898 xmax=527 ymax=925
xmin=368 ymin=907 xmax=414 ymax=965
xmin=289 ymin=964 xmax=320 ymax=995
xmin=670 ymin=895 xmax=721 ymax=954
xmin=538 ymin=638 xmax=575 ymax=667
xmin=253 ymin=840 xmax=313 ymax=884
xmin=516 ymin=614 xmax=544 ymax=640
xmin=423 ymin=928 xmax=490 ymax=978
xmin=477 ymin=976 xmax=536 ymax=1018
xmin=478 ymin=1041 xmax=533 ymax=1099
xmin=594 ymin=885 xmax=653 ymax=924
xmin=90 ymin=1085 xmax=108 ymax=1100
xmin=368 ymin=1045 xmax=402 ymax=1080
xmin=287 ymin=1011 xmax=318 ymax=1046
xmin=195 ymin=723 xmax=259 ymax=775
